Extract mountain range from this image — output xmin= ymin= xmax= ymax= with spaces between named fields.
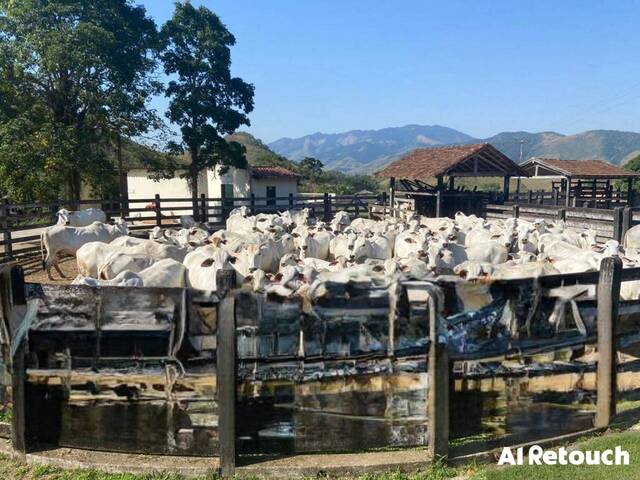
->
xmin=268 ymin=125 xmax=640 ymax=174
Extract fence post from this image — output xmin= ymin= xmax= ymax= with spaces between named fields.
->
xmin=595 ymin=257 xmax=622 ymax=428
xmin=1 ymin=198 xmax=12 ymax=258
xmin=557 ymin=208 xmax=566 ymax=222
xmin=435 ymin=191 xmax=443 ymax=218
xmin=250 ymin=193 xmax=256 ymax=215
xmin=289 ymin=193 xmax=294 ymax=210
xmin=552 ymin=188 xmax=559 ymax=206
xmin=512 ymin=204 xmax=520 ymax=219
xmin=200 ymin=193 xmax=208 ymax=224
xmin=1 ymin=265 xmax=27 ymax=454
xmin=622 ymin=207 xmax=632 ymax=242
xmin=154 ymin=194 xmax=162 ymax=227
xmin=427 ymin=289 xmax=449 ymax=461
xmin=612 ymin=207 xmax=624 ymax=242
xmin=217 ymin=294 xmax=237 ymax=478
xmin=527 ymin=190 xmax=533 ymax=204
xmin=323 ymin=192 xmax=331 ymax=222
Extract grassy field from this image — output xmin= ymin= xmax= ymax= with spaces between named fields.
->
xmin=1 ymin=430 xmax=639 ymax=479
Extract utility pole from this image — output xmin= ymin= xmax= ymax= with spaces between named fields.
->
xmin=516 ymin=139 xmax=529 ymax=199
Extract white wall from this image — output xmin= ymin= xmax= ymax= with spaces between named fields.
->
xmin=251 ymin=178 xmax=299 ymax=207
xmin=206 ymin=165 xmax=250 ymax=198
xmin=127 ymin=169 xmax=207 ymax=219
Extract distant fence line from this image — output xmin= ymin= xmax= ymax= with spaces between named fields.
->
xmin=0 ymin=193 xmax=384 ymax=262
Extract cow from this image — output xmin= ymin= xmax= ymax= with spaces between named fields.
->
xmin=184 ymin=246 xmax=235 ymax=291
xmin=56 ymin=208 xmax=106 ymax=227
xmin=137 ymin=259 xmax=187 ymax=288
xmin=41 ymin=220 xmax=128 ymax=280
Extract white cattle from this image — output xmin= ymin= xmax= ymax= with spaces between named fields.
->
xmin=624 ymin=224 xmax=640 ymax=253
xmin=98 ymin=252 xmax=156 ymax=280
xmin=299 ymin=231 xmax=331 ymax=260
xmin=72 ymin=271 xmax=144 ymax=288
xmin=137 ymin=259 xmax=187 ymax=288
xmin=57 ymin=208 xmax=106 ymax=227
xmin=184 ymin=246 xmax=234 ymax=291
xmin=76 ymin=238 xmax=187 ymax=278
xmin=42 ymin=220 xmax=128 ymax=279
xmin=330 ymin=211 xmax=351 ymax=233
xmin=330 ymin=233 xmax=357 ymax=259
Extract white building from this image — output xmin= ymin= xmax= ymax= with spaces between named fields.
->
xmin=126 ymin=165 xmax=301 ymax=217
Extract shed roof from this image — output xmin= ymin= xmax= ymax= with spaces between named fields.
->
xmin=375 ymin=143 xmax=526 ymax=179
xmin=251 ymin=166 xmax=301 ymax=179
xmin=521 ymin=157 xmax=640 ymax=179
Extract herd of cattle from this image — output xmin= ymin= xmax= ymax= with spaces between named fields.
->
xmin=38 ymin=205 xmax=640 ymax=302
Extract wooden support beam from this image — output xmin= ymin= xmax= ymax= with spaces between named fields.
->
xmin=435 ymin=190 xmax=443 ymax=218
xmin=448 ymin=176 xmax=455 ymax=191
xmin=217 ymin=294 xmax=237 ymax=478
xmin=595 ymin=257 xmax=622 ymax=429
xmin=565 ymin=177 xmax=571 ymax=207
xmin=627 ymin=177 xmax=634 ymax=207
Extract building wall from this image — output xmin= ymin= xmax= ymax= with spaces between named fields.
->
xmin=206 ymin=166 xmax=251 ymax=198
xmin=251 ymin=178 xmax=299 ymax=207
xmin=126 ymin=167 xmax=298 ymax=218
xmin=127 ymin=169 xmax=207 ymax=219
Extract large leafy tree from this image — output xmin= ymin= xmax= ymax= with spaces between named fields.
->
xmin=0 ymin=0 xmax=160 ymax=202
xmin=161 ymin=2 xmax=254 ymax=205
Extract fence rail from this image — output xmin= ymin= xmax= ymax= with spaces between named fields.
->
xmin=0 ymin=193 xmax=383 ymax=262
xmin=486 ymin=203 xmax=638 ymax=242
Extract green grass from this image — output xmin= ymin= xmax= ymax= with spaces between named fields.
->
xmin=1 ymin=430 xmax=639 ymax=479
xmin=484 ymin=431 xmax=640 ymax=480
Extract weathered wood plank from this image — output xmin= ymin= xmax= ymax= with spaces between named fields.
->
xmin=217 ymin=294 xmax=236 ymax=477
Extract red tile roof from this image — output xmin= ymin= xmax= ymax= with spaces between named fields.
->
xmin=522 ymin=158 xmax=640 ymax=179
xmin=251 ymin=166 xmax=301 ymax=179
xmin=375 ymin=143 xmax=526 ymax=179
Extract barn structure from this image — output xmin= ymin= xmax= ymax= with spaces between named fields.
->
xmin=375 ymin=143 xmax=527 ymax=217
xmin=518 ymin=157 xmax=640 ymax=208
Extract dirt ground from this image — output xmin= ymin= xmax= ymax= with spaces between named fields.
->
xmin=23 ymin=256 xmax=77 ymax=285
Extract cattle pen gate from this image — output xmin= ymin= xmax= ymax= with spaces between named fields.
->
xmin=1 ymin=255 xmax=640 ymax=477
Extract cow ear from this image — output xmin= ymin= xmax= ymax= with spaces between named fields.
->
xmin=201 ymin=258 xmax=215 ymax=268
xmin=188 ymin=241 xmax=198 ymax=247
xmin=274 ymin=272 xmax=283 ymax=282
xmin=372 ymin=265 xmax=383 ymax=272
xmin=459 ymin=270 xmax=468 ymax=278
xmin=405 ymin=238 xmax=415 ymax=243
xmin=228 ymin=256 xmax=237 ymax=264
xmin=292 ymin=233 xmax=300 ymax=238
xmin=309 ymin=233 xmax=315 ymax=238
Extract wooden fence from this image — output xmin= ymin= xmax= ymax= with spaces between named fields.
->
xmin=2 ymin=260 xmax=640 ymax=475
xmin=508 ymin=186 xmax=630 ymax=208
xmin=487 ymin=203 xmax=638 ymax=242
xmin=0 ymin=193 xmax=382 ymax=263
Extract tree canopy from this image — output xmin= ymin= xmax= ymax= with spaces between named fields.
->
xmin=0 ymin=0 xmax=160 ymax=201
xmin=161 ymin=2 xmax=254 ymax=199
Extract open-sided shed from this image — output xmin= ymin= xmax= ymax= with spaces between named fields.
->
xmin=375 ymin=143 xmax=527 ymax=217
xmin=520 ymin=157 xmax=640 ymax=207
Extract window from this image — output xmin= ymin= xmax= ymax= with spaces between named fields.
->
xmin=266 ymin=186 xmax=276 ymax=206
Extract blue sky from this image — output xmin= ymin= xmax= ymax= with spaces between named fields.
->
xmin=140 ymin=0 xmax=640 ymax=143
